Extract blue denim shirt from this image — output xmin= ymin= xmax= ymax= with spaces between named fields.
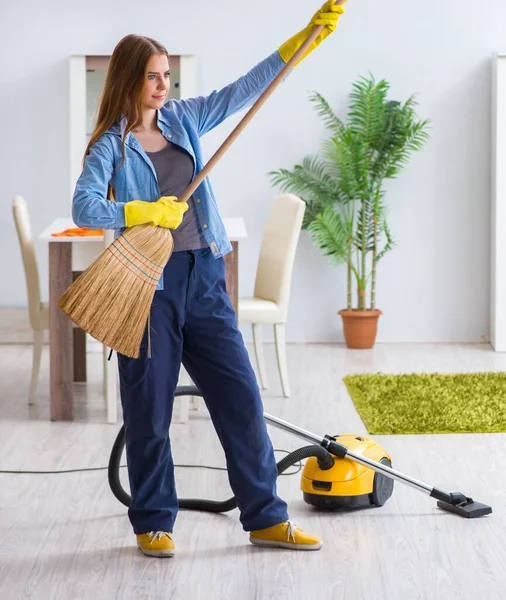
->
xmin=72 ymin=50 xmax=288 ymax=286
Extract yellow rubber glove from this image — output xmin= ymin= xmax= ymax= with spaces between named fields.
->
xmin=279 ymin=0 xmax=346 ymax=67
xmin=124 ymin=196 xmax=189 ymax=229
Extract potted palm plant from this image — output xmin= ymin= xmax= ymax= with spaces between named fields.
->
xmin=269 ymin=75 xmax=430 ymax=349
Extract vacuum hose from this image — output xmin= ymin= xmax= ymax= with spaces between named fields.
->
xmin=108 ymin=425 xmax=334 ymax=512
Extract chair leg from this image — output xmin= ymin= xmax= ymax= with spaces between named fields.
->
xmin=252 ymin=323 xmax=269 ymax=389
xmin=177 ymin=363 xmax=201 ymax=415
xmin=103 ymin=345 xmax=118 ymax=424
xmin=174 ymin=395 xmax=190 ymax=424
xmin=28 ymin=329 xmax=44 ymax=405
xmin=274 ymin=323 xmax=290 ymax=398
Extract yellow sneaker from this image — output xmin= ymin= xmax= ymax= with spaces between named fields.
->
xmin=136 ymin=531 xmax=175 ymax=557
xmin=249 ymin=520 xmax=323 ymax=551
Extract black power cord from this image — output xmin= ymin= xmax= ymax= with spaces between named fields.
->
xmin=0 ymin=449 xmax=303 ymax=477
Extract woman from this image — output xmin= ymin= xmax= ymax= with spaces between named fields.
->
xmin=73 ymin=1 xmax=346 ymax=557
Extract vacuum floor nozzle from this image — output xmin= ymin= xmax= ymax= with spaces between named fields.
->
xmin=437 ymin=498 xmax=492 ymax=518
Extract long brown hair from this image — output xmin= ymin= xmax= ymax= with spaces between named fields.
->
xmin=84 ymin=34 xmax=170 ymax=169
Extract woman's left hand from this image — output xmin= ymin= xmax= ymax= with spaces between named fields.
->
xmin=278 ymin=0 xmax=347 ymax=67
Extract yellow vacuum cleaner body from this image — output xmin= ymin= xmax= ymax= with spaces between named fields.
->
xmin=301 ymin=435 xmax=394 ymax=509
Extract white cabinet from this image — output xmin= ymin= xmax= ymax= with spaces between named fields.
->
xmin=69 ymin=52 xmax=197 ymax=200
xmin=491 ymin=54 xmax=506 ymax=351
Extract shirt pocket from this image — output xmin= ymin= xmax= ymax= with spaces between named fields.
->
xmin=114 ymin=155 xmax=151 ymax=197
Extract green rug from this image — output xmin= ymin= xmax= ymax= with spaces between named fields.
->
xmin=343 ymin=372 xmax=506 ymax=434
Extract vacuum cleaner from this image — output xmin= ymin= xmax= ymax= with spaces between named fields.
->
xmin=108 ymin=386 xmax=492 ymax=519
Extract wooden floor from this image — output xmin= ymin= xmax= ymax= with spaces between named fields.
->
xmin=0 ymin=339 xmax=505 ymax=600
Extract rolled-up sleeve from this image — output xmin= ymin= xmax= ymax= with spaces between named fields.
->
xmin=172 ymin=50 xmax=288 ymax=137
xmin=72 ymin=136 xmax=126 ymax=229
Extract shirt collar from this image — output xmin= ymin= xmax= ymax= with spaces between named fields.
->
xmin=107 ymin=108 xmax=171 ymax=145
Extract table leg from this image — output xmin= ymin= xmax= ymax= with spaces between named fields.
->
xmin=49 ymin=242 xmax=74 ymax=420
xmin=73 ymin=328 xmax=87 ymax=382
xmin=72 ymin=271 xmax=87 ymax=383
xmin=223 ymin=241 xmax=239 ymax=314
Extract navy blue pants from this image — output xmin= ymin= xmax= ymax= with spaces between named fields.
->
xmin=118 ymin=248 xmax=289 ymax=535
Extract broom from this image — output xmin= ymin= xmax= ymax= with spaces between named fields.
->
xmin=59 ymin=0 xmax=346 ymax=358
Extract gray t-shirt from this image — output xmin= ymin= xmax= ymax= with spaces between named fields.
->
xmin=146 ymin=143 xmax=207 ymax=252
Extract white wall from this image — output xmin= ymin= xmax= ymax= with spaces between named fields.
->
xmin=1 ymin=0 xmax=504 ymax=342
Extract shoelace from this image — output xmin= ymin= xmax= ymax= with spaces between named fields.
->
xmin=286 ymin=520 xmax=299 ymax=543
xmin=147 ymin=531 xmax=172 ymax=545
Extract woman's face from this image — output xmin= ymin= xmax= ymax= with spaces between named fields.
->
xmin=142 ymin=53 xmax=170 ymax=110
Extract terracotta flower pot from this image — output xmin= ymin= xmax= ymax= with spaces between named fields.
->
xmin=338 ymin=309 xmax=382 ymax=349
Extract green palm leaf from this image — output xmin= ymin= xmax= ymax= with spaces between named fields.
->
xmin=307 ymin=207 xmax=350 ymax=266
xmin=269 ymin=75 xmax=430 ymax=310
xmin=309 ymin=91 xmax=345 ymax=137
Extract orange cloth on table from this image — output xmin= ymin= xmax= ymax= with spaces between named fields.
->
xmin=51 ymin=227 xmax=104 ymax=237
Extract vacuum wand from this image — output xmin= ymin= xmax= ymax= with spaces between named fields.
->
xmin=264 ymin=413 xmax=492 ymax=518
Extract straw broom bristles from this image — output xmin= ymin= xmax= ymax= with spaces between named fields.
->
xmin=58 ymin=224 xmax=173 ymax=358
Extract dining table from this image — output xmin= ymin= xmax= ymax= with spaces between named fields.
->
xmin=39 ymin=217 xmax=247 ymax=422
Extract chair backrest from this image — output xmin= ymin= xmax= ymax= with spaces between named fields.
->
xmin=12 ymin=196 xmax=42 ymax=330
xmin=253 ymin=193 xmax=306 ymax=310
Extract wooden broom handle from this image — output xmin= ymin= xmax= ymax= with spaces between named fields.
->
xmin=179 ymin=0 xmax=346 ymax=203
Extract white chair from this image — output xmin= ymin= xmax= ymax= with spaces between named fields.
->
xmin=12 ymin=196 xmax=91 ymax=411
xmin=12 ymin=196 xmax=48 ymax=405
xmin=238 ymin=193 xmax=305 ymax=398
